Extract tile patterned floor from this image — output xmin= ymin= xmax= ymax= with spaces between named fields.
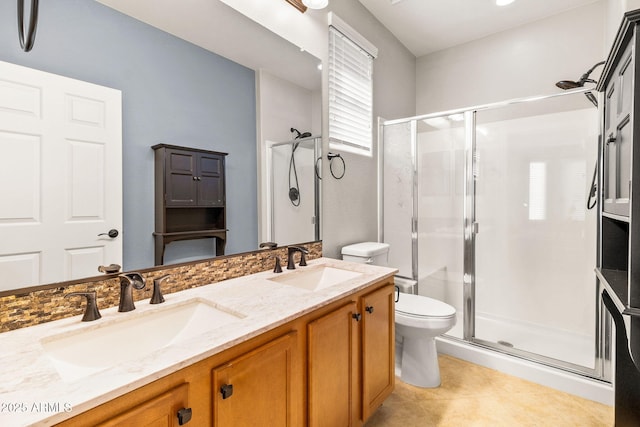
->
xmin=365 ymin=355 xmax=613 ymax=427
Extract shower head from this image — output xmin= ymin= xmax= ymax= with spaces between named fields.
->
xmin=290 ymin=127 xmax=312 ymax=140
xmin=555 ymin=61 xmax=605 ymax=90
xmin=555 ymin=80 xmax=583 ymax=90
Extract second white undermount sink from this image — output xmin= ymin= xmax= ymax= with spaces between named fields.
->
xmin=41 ymin=298 xmax=245 ymax=382
xmin=269 ymin=265 xmax=363 ymax=291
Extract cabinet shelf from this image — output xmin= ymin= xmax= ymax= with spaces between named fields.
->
xmin=596 ymin=267 xmax=628 ymax=310
xmin=602 ymin=211 xmax=631 ymax=223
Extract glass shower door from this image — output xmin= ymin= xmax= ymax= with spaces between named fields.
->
xmin=472 ymin=94 xmax=599 ymax=370
xmin=415 ymin=118 xmax=467 ymax=339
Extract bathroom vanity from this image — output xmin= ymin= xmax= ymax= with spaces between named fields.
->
xmin=0 ymin=258 xmax=396 ymax=427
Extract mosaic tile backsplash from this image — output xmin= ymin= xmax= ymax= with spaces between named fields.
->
xmin=0 ymin=242 xmax=322 ymax=333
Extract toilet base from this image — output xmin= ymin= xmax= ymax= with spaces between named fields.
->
xmin=400 ymin=335 xmax=441 ymax=388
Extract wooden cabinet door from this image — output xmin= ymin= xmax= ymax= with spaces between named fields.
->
xmin=307 ymin=301 xmax=359 ymax=427
xmin=361 ymin=284 xmax=395 ymax=420
xmin=197 ymin=153 xmax=225 ymax=206
xmin=96 ymin=383 xmax=190 ymax=427
xmin=165 ymin=148 xmax=198 ymax=207
xmin=603 ymin=41 xmax=634 ymax=217
xmin=212 ymin=333 xmax=297 ymax=427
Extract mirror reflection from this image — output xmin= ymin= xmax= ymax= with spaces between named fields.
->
xmin=0 ymin=0 xmax=321 ymax=294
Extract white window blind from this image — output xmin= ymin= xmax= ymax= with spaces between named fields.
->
xmin=328 ymin=25 xmax=374 ymax=156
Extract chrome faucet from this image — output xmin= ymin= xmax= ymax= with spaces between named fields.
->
xmin=118 ymin=273 xmax=146 ymax=312
xmin=287 ymin=246 xmax=308 ymax=270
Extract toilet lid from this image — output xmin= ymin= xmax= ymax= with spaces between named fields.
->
xmin=396 ymin=293 xmax=455 ymax=318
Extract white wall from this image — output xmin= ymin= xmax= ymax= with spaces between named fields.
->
xmin=605 ymin=0 xmax=640 ymax=48
xmin=224 ymin=0 xmax=417 ymax=258
xmin=319 ymin=1 xmax=416 ymax=258
xmin=416 ymin=1 xmax=607 ymax=115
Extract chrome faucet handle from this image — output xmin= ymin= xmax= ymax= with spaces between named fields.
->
xmin=98 ymin=263 xmax=121 ymax=274
xmin=273 ymin=256 xmax=283 ymax=273
xmin=65 ymin=291 xmax=101 ymax=322
xmin=118 ymin=273 xmax=146 ymax=312
xmin=151 ymin=274 xmax=170 ymax=304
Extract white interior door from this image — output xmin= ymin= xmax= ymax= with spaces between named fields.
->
xmin=0 ymin=60 xmax=122 ymax=291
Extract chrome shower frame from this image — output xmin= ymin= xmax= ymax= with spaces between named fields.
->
xmin=378 ymin=88 xmax=612 ymax=382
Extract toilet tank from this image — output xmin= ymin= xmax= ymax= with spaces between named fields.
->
xmin=341 ymin=242 xmax=390 ymax=266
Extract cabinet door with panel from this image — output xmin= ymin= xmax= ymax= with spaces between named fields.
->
xmin=361 ymin=284 xmax=395 ymax=420
xmin=166 ymin=148 xmax=198 ymax=207
xmin=197 ymin=152 xmax=225 ymax=206
xmin=212 ymin=332 xmax=298 ymax=427
xmin=307 ymin=301 xmax=359 ymax=427
xmin=95 ymin=383 xmax=191 ymax=427
xmin=603 ymin=41 xmax=634 ymax=217
xmin=165 ymin=148 xmax=225 ymax=207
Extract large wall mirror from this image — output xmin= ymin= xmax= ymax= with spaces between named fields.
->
xmin=0 ymin=0 xmax=322 ymax=295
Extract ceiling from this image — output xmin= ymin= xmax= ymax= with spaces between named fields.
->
xmin=96 ymin=0 xmax=322 ymax=91
xmin=358 ymin=0 xmax=601 ymax=57
xmin=96 ymin=0 xmax=602 ymax=90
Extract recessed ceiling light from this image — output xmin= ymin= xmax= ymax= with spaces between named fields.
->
xmin=496 ymin=0 xmax=515 ymax=6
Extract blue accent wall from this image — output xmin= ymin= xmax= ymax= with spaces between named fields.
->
xmin=0 ymin=1 xmax=258 ymax=269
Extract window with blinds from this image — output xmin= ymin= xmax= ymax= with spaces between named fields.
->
xmin=328 ymin=25 xmax=374 ymax=156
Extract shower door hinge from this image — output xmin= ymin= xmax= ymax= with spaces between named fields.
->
xmin=473 ymin=222 xmax=479 ymax=234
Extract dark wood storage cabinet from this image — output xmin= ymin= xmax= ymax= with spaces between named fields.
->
xmin=152 ymin=144 xmax=228 ymax=265
xmin=596 ymin=9 xmax=640 ymax=426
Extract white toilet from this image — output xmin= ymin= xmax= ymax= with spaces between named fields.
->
xmin=341 ymin=242 xmax=456 ymax=388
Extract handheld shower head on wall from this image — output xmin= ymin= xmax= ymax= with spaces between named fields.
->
xmin=288 ymin=127 xmax=312 ymax=207
xmin=555 ymin=61 xmax=605 ymax=90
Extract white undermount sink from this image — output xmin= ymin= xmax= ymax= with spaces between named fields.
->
xmin=269 ymin=265 xmax=363 ymax=291
xmin=41 ymin=299 xmax=245 ymax=382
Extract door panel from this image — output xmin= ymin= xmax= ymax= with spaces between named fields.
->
xmin=308 ymin=302 xmax=358 ymax=427
xmin=212 ymin=333 xmax=296 ymax=427
xmin=0 ymin=60 xmax=122 ymax=291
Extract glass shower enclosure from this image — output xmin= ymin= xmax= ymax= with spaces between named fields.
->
xmin=380 ymin=89 xmax=609 ymax=378
xmin=266 ymin=135 xmax=322 ymax=245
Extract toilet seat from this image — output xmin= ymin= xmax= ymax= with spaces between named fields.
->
xmin=396 ymin=293 xmax=456 ymax=319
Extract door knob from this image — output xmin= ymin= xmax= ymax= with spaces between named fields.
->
xmin=98 ymin=229 xmax=119 ymax=238
xmin=352 ymin=313 xmax=362 ymax=321
xmin=365 ymin=306 xmax=374 ymax=314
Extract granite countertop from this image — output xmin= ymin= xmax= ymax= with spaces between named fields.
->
xmin=0 ymin=258 xmax=396 ymax=427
